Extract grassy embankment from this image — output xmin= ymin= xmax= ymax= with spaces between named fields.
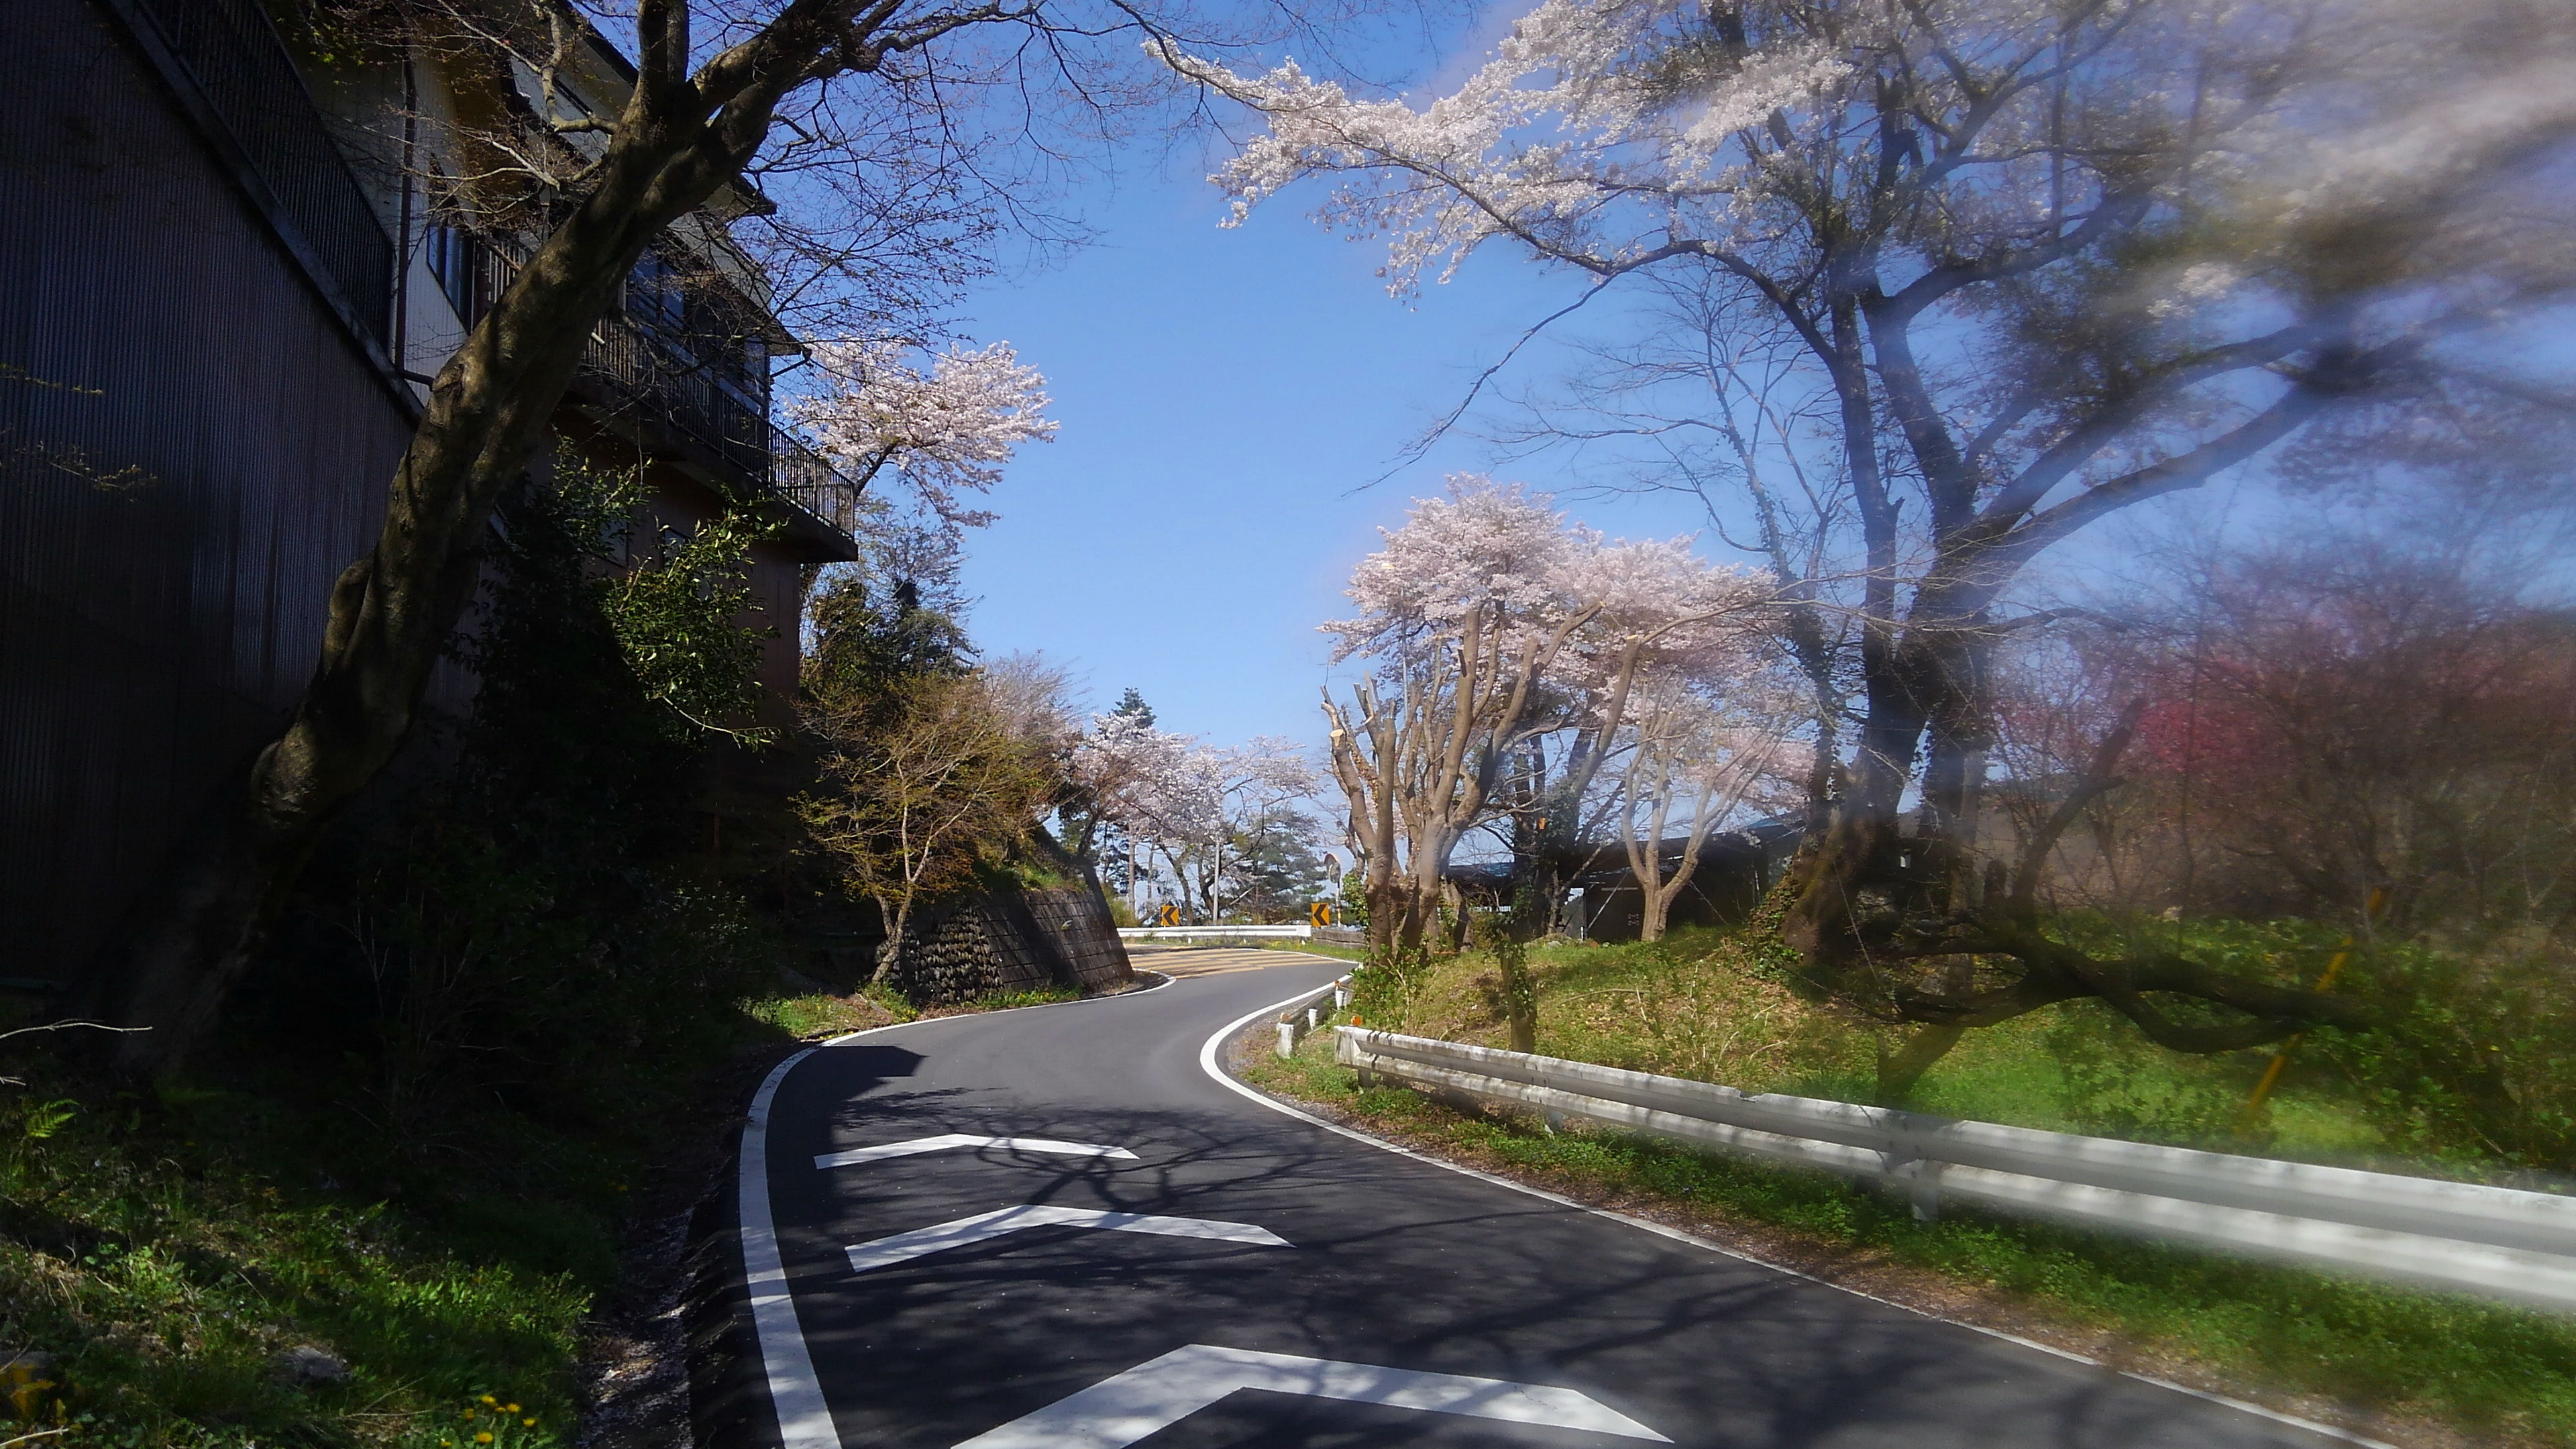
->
xmin=0 ymin=981 xmax=1078 ymax=1448
xmin=1244 ymin=925 xmax=2576 ymax=1448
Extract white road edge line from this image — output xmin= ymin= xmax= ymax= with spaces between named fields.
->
xmin=741 ymin=1047 xmax=835 ymax=1449
xmin=737 ymin=970 xmax=1178 ymax=1448
xmin=1197 ymin=965 xmax=2401 ymax=1449
xmin=846 ymin=1203 xmax=1289 ymax=1274
xmin=952 ymin=1342 xmax=1671 ymax=1448
xmin=816 ymin=1134 xmax=1139 ymax=1170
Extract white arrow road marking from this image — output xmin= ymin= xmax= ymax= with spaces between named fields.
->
xmin=815 ymin=1133 xmax=1138 ymax=1171
xmin=951 ymin=1342 xmax=1672 ymax=1448
xmin=844 ymin=1204 xmax=1289 ymax=1275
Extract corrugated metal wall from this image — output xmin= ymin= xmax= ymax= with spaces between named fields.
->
xmin=0 ymin=0 xmax=419 ymax=981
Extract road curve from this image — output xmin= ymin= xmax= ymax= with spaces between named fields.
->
xmin=690 ymin=951 xmax=2365 ymax=1449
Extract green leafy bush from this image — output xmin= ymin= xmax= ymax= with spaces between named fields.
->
xmin=1348 ymin=948 xmax=1432 ymax=1032
xmin=2312 ymin=938 xmax=2576 ymax=1173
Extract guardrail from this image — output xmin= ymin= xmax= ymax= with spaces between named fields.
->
xmin=1120 ymin=925 xmax=1316 ymax=943
xmin=1334 ymin=1026 xmax=2576 ymax=1311
xmin=1270 ymin=977 xmax=1355 ymax=1057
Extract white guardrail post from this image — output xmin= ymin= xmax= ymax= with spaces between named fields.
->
xmin=1333 ymin=1026 xmax=2576 ymax=1311
xmin=1270 ymin=975 xmax=1356 ymax=1057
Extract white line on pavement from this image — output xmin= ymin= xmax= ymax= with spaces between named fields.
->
xmin=845 ymin=1203 xmax=1289 ymax=1275
xmin=739 ymin=1048 xmax=839 ymax=1449
xmin=734 ymin=981 xmax=1180 ymax=1448
xmin=951 ymin=1342 xmax=1671 ymax=1448
xmin=815 ymin=1134 xmax=1140 ymax=1171
xmin=1196 ymin=977 xmax=2399 ymax=1449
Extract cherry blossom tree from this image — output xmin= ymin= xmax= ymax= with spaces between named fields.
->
xmin=1191 ymin=739 xmax=1325 ymax=920
xmin=1615 ymin=678 xmax=1807 ymax=942
xmin=792 ymin=338 xmax=1056 ymax=535
xmin=1513 ymin=531 xmax=1775 ymax=928
xmin=1075 ymin=714 xmax=1214 ymax=911
xmin=1175 ymin=0 xmax=2576 ymax=1087
xmin=1074 ymin=721 xmax=1318 ymax=920
xmin=1321 ymin=476 xmax=1772 ymax=1042
xmin=1322 ymin=478 xmax=1593 ymax=960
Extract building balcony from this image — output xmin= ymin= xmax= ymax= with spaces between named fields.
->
xmin=464 ymin=235 xmax=865 ymax=561
xmin=572 ymin=309 xmax=863 ymax=561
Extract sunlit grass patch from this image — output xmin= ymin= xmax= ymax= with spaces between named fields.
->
xmin=741 ymin=987 xmax=912 ymax=1039
xmin=1354 ymin=925 xmax=2416 ymax=1165
xmin=1252 ymin=940 xmax=1368 ymax=963
xmin=743 ymin=979 xmax=1095 ymax=1039
xmin=952 ymin=985 xmax=1083 ymax=1011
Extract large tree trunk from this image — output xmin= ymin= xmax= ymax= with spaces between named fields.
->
xmin=1779 ymin=625 xmax=1932 ymax=1000
xmin=1400 ymin=849 xmax=1445 ymax=955
xmin=1363 ymin=865 xmax=1405 ymax=951
xmin=1913 ymin=614 xmax=1998 ymax=914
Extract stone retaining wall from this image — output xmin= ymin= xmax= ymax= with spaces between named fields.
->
xmin=886 ymin=885 xmax=1132 ymax=1004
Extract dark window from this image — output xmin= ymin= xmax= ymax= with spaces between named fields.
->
xmin=627 ymin=251 xmax=686 ymax=332
xmin=425 ymin=220 xmax=480 ymax=323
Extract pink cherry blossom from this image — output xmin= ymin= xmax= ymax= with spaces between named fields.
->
xmin=791 ymin=338 xmax=1055 ymax=532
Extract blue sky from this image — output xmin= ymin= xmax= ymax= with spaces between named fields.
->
xmin=920 ymin=10 xmax=2538 ymax=759
xmin=944 ymin=154 xmax=1719 ymax=752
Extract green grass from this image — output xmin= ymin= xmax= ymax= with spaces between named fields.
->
xmin=1248 ymin=1020 xmax=2576 ymax=1446
xmin=0 ymin=1079 xmax=594 ymax=1447
xmin=741 ymin=982 xmax=1089 ymax=1040
xmin=1356 ymin=925 xmax=2414 ymax=1168
xmin=1252 ymin=940 xmax=1368 ymax=963
xmin=936 ymin=985 xmax=1085 ymax=1013
xmin=740 ymin=986 xmax=914 ymax=1038
xmin=0 ymin=976 xmax=1109 ymax=1446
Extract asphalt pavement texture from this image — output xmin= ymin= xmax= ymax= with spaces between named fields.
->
xmin=690 ymin=951 xmax=2357 ymax=1448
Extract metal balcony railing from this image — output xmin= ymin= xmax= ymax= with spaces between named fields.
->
xmin=579 ymin=311 xmax=866 ymax=540
xmin=470 ymin=235 xmax=865 ymax=540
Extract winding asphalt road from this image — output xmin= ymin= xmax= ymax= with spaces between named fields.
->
xmin=691 ymin=951 xmax=2367 ymax=1449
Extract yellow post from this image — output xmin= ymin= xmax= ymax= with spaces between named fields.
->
xmin=2241 ymin=888 xmax=2386 ymax=1127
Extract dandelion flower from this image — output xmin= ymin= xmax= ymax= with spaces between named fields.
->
xmin=505 ymin=1404 xmax=520 ymax=1413
xmin=481 ymin=1395 xmax=498 ymax=1405
xmin=523 ymin=1419 xmax=537 ymax=1428
xmin=476 ymin=1434 xmax=493 ymax=1445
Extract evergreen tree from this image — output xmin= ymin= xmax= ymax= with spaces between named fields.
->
xmin=1067 ymin=687 xmax=1157 ymax=877
xmin=1109 ymin=686 xmax=1155 ymax=728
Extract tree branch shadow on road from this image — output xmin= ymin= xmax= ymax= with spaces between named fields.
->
xmin=692 ymin=1040 xmax=2315 ymax=1448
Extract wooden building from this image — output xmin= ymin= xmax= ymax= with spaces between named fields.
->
xmin=1564 ymin=819 xmax=1804 ymax=943
xmin=0 ymin=0 xmax=862 ymax=986
xmin=1441 ymin=816 xmax=1805 ymax=945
